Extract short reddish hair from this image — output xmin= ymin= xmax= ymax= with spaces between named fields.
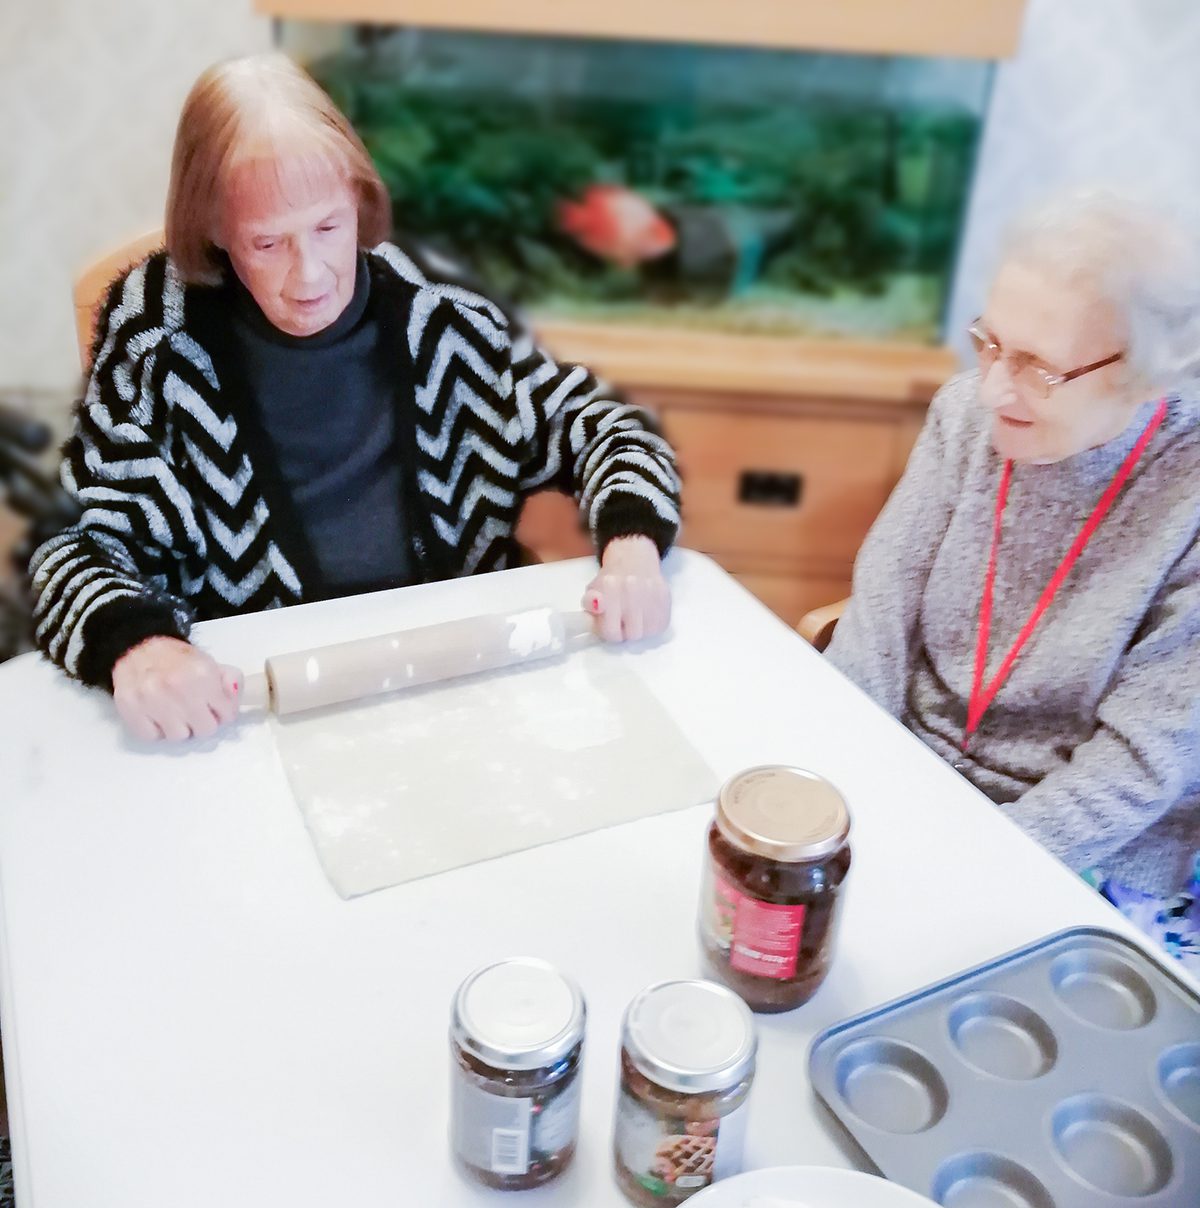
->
xmin=165 ymin=53 xmax=391 ymax=281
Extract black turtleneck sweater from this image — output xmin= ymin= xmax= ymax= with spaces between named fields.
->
xmin=231 ymin=256 xmax=412 ymax=594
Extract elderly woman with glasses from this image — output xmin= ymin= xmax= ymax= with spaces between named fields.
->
xmin=827 ymin=192 xmax=1200 ymax=968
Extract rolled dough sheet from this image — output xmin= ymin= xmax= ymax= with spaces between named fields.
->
xmin=271 ymin=645 xmax=717 ymax=898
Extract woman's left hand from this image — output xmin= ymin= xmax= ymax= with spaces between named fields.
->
xmin=582 ymin=535 xmax=671 ymax=643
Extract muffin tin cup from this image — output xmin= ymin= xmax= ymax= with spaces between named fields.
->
xmin=947 ymin=993 xmax=1058 ymax=1082
xmin=1050 ymin=1094 xmax=1173 ymax=1197
xmin=931 ymin=1152 xmax=1054 ymax=1208
xmin=834 ymin=1038 xmax=949 ymax=1135
xmin=1156 ymin=1041 xmax=1200 ymax=1132
xmin=1049 ymin=949 xmax=1157 ymax=1031
xmin=809 ymin=928 xmax=1200 ymax=1207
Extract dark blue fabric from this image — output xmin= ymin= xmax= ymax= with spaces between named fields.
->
xmin=231 ymin=256 xmax=412 ymax=592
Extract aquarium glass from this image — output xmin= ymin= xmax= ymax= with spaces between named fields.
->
xmin=303 ymin=29 xmax=992 ymax=343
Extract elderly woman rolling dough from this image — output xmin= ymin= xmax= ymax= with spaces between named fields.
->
xmin=31 ymin=54 xmax=681 ymax=742
xmin=827 ymin=192 xmax=1200 ymax=968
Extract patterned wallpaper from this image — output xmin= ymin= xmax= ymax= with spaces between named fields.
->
xmin=3 ymin=0 xmax=1199 ymax=396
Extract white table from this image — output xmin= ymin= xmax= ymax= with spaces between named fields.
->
xmin=0 ymin=551 xmax=1172 ymax=1207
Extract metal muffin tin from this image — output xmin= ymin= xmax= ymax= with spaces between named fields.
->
xmin=809 ymin=928 xmax=1200 ymax=1206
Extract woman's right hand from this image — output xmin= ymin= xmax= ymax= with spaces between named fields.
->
xmin=111 ymin=636 xmax=241 ymax=742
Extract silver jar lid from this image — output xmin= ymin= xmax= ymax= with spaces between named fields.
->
xmin=622 ymin=980 xmax=757 ymax=1095
xmin=452 ymin=957 xmax=586 ymax=1071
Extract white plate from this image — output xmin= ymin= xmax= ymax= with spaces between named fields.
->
xmin=689 ymin=1166 xmax=937 ymax=1207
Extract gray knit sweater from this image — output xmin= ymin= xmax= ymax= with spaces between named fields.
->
xmin=827 ymin=370 xmax=1200 ymax=895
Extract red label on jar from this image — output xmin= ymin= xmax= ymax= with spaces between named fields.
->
xmin=714 ymin=875 xmax=806 ymax=980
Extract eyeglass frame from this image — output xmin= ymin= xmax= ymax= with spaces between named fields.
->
xmin=967 ymin=318 xmax=1124 ymax=399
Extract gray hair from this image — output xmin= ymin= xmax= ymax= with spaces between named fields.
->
xmin=1002 ymin=189 xmax=1200 ymax=396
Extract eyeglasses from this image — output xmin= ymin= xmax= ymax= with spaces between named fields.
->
xmin=967 ymin=319 xmax=1123 ymax=401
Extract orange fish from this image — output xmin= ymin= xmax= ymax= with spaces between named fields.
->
xmin=557 ymin=185 xmax=676 ymax=269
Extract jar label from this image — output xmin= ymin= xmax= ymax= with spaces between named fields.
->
xmin=712 ymin=873 xmax=806 ymax=980
xmin=452 ymin=1079 xmax=532 ymax=1175
xmin=614 ymin=1088 xmax=748 ymax=1197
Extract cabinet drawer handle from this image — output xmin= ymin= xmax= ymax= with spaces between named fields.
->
xmin=738 ymin=470 xmax=804 ymax=508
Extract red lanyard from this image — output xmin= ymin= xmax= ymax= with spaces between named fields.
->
xmin=964 ymin=399 xmax=1168 ymax=751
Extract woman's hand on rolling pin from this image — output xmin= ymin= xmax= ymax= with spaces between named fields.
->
xmin=111 ymin=636 xmax=242 ymax=742
xmin=583 ymin=535 xmax=670 ymax=643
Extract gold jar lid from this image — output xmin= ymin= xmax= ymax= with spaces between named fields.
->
xmin=716 ymin=765 xmax=850 ymax=862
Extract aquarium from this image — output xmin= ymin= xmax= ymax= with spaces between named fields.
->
xmin=301 ymin=28 xmax=992 ymax=343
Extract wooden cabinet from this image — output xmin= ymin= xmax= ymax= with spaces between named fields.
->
xmin=648 ymin=394 xmax=926 ymax=627
xmin=518 ymin=323 xmax=953 ymax=630
xmin=651 ymin=399 xmax=898 ymax=565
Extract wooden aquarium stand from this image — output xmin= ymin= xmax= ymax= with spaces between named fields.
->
xmin=519 ymin=321 xmax=957 ymax=627
xmin=257 ymin=0 xmax=1026 ymax=60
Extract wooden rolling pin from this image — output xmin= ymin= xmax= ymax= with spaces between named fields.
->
xmin=239 ymin=607 xmax=594 ymax=717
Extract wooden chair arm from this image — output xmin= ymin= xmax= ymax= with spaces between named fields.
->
xmin=797 ymin=597 xmax=850 ymax=652
xmin=73 ymin=229 xmax=165 ymax=373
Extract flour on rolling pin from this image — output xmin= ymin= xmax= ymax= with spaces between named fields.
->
xmin=245 ymin=607 xmax=594 ymax=717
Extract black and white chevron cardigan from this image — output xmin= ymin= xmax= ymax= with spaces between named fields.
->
xmin=31 ymin=242 xmax=681 ymax=689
